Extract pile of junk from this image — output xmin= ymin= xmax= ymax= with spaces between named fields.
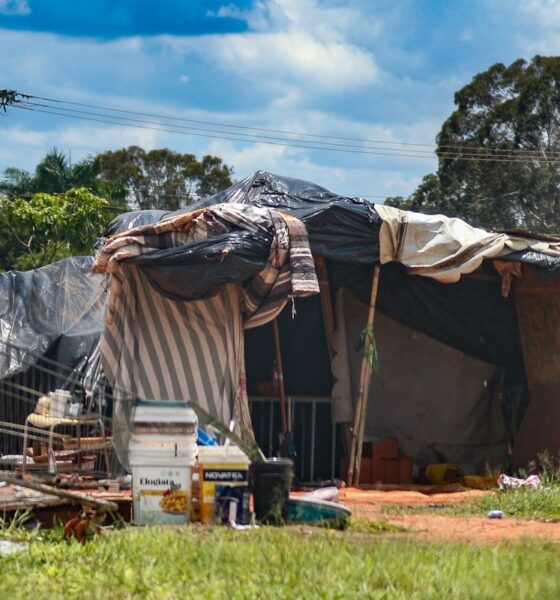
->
xmin=126 ymin=399 xmax=351 ymax=528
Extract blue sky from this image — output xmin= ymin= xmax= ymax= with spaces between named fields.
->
xmin=1 ymin=0 xmax=559 ymax=199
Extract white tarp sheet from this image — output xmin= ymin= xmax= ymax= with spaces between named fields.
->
xmin=375 ymin=204 xmax=560 ymax=283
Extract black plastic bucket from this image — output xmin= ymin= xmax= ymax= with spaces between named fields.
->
xmin=251 ymin=458 xmax=293 ymax=525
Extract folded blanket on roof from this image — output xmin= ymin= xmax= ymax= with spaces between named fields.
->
xmin=92 ymin=203 xmax=319 ymax=327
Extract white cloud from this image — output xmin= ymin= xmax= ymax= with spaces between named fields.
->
xmin=0 ymin=0 xmax=30 ymax=15
xmin=0 ymin=2 xmax=444 ymax=200
xmin=190 ymin=0 xmax=381 ymax=91
xmin=163 ymin=31 xmax=378 ymax=91
xmin=492 ymin=0 xmax=560 ymax=54
xmin=0 ymin=124 xmax=160 ymax=169
xmin=521 ymin=0 xmax=560 ymax=24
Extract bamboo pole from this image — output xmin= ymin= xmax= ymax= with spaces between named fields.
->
xmin=348 ymin=264 xmax=381 ymax=486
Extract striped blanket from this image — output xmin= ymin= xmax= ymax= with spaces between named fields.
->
xmin=93 ymin=203 xmax=319 ymax=328
xmin=93 ymin=204 xmax=318 ymax=459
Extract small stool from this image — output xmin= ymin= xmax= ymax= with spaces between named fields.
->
xmin=22 ymin=413 xmax=110 ymax=477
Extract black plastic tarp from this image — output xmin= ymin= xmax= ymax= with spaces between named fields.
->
xmin=103 ymin=170 xmax=556 ymax=375
xmin=0 ymin=256 xmax=106 ymax=378
xmin=106 ymin=171 xmax=381 ymax=302
xmin=330 ymin=261 xmax=526 ymax=382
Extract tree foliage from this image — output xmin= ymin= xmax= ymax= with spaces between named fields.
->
xmin=387 ymin=56 xmax=560 ymax=232
xmin=0 ymin=146 xmax=234 ymax=211
xmin=94 ymin=146 xmax=234 ymax=210
xmin=0 ymin=188 xmax=109 ymax=270
xmin=0 ymin=146 xmax=234 ymax=271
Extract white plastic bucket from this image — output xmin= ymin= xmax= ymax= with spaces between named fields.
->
xmin=129 ymin=400 xmax=198 ymax=525
xmin=130 ymin=443 xmax=197 ymax=525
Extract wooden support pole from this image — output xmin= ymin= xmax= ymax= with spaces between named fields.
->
xmin=348 ymin=264 xmax=381 ymax=487
xmin=272 ymin=318 xmax=289 ymax=441
xmin=314 ymin=255 xmax=336 ymax=361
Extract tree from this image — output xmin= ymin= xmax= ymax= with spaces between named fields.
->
xmin=0 ymin=188 xmax=110 ymax=270
xmin=33 ymin=148 xmax=73 ymax=194
xmin=388 ymin=56 xmax=560 ymax=232
xmin=95 ymin=146 xmax=234 ymax=210
xmin=1 ymin=146 xmax=235 ymax=211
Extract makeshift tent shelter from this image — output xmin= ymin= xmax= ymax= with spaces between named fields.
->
xmin=0 ymin=257 xmax=106 ymax=455
xmin=91 ymin=171 xmax=560 ymax=480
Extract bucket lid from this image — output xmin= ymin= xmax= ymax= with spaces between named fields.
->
xmin=197 ymin=445 xmax=250 ymax=464
xmin=133 ymin=400 xmax=197 ymax=425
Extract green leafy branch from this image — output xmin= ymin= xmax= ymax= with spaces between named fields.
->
xmin=360 ymin=324 xmax=380 ymax=373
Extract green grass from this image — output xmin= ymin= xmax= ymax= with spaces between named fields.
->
xmin=383 ymin=482 xmax=560 ymax=521
xmin=1 ymin=525 xmax=560 ymax=599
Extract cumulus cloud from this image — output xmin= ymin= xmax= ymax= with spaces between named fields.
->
xmin=163 ymin=30 xmax=378 ymax=91
xmin=188 ymin=0 xmax=381 ymax=91
xmin=521 ymin=0 xmax=560 ymax=24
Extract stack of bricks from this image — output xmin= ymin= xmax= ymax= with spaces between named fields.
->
xmin=341 ymin=439 xmax=413 ymax=485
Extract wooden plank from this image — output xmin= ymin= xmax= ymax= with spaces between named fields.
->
xmin=0 ymin=474 xmax=118 ymax=512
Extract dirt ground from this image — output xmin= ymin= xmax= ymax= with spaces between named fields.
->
xmin=339 ymin=487 xmax=560 ymax=543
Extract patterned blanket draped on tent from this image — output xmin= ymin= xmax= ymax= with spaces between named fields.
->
xmin=93 ymin=204 xmax=318 ymax=464
xmin=93 ymin=203 xmax=319 ymax=327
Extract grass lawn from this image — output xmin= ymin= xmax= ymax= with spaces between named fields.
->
xmin=383 ymin=482 xmax=560 ymax=522
xmin=1 ymin=523 xmax=560 ymax=599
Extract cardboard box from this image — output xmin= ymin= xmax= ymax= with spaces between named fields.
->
xmin=372 ymin=439 xmax=399 ymax=459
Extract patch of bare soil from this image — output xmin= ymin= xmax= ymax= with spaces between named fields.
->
xmin=388 ymin=514 xmax=560 ymax=543
xmin=339 ymin=487 xmax=560 ymax=543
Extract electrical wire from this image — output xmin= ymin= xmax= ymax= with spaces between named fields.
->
xmin=24 ymin=99 xmax=560 ymax=160
xmin=26 ymin=92 xmax=560 ymax=157
xmin=13 ymin=104 xmax=560 ymax=164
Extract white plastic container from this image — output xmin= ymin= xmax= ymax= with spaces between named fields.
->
xmin=129 ymin=400 xmax=198 ymax=525
xmin=49 ymin=389 xmax=72 ymax=418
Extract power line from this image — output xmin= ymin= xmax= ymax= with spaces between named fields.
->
xmin=6 ymin=89 xmax=560 ymax=163
xmin=24 ymin=99 xmax=560 ymax=160
xmin=13 ymin=105 xmax=440 ymax=160
xmin=13 ymin=104 xmax=560 ymax=164
xmin=20 ymin=100 xmax=437 ymax=155
xmin=26 ymin=92 xmax=560 ymax=157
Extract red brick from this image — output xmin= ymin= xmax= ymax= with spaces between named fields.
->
xmin=372 ymin=457 xmax=384 ymax=483
xmin=359 ymin=458 xmax=372 ymax=484
xmin=372 ymin=439 xmax=399 ymax=459
xmin=339 ymin=458 xmax=373 ymax=484
xmin=399 ymin=455 xmax=413 ymax=484
xmin=383 ymin=458 xmax=400 ymax=484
